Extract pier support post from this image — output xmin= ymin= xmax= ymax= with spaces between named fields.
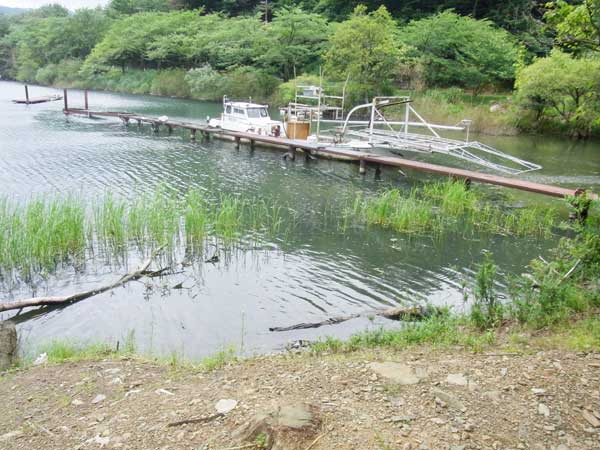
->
xmin=284 ymin=146 xmax=296 ymax=161
xmin=24 ymin=85 xmax=29 ymax=105
xmin=250 ymin=140 xmax=255 ymax=151
xmin=167 ymin=125 xmax=173 ymax=134
xmin=137 ymin=119 xmax=141 ymax=127
xmin=235 ymin=137 xmax=241 ymax=150
xmin=84 ymin=90 xmax=89 ymax=110
xmin=190 ymin=130 xmax=196 ymax=141
xmin=63 ymin=89 xmax=68 ymax=111
xmin=359 ymin=159 xmax=367 ymax=175
xmin=374 ymin=164 xmax=382 ymax=180
xmin=152 ymin=122 xmax=160 ymax=133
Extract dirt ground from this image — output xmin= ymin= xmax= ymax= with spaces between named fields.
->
xmin=1 ymin=347 xmax=599 ymax=450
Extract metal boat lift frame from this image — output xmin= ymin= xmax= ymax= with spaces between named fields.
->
xmin=322 ymin=96 xmax=542 ymax=175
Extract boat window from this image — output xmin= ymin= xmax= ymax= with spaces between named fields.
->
xmin=247 ymin=108 xmax=268 ymax=118
xmin=226 ymin=105 xmax=232 ymax=114
xmin=234 ymin=108 xmax=245 ymax=116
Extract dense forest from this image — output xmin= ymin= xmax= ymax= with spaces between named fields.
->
xmin=0 ymin=0 xmax=599 ymax=136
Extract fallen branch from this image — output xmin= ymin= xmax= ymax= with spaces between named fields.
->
xmin=0 ymin=252 xmax=161 ymax=313
xmin=167 ymin=413 xmax=224 ymax=427
xmin=269 ymin=306 xmax=434 ymax=332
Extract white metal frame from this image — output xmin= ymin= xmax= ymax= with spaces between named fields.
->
xmin=332 ymin=97 xmax=541 ymax=175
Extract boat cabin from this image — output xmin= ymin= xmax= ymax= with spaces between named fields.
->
xmin=208 ymin=96 xmax=283 ymax=137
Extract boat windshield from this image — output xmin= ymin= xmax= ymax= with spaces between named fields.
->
xmin=247 ymin=108 xmax=269 ymax=119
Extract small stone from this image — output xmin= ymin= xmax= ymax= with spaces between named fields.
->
xmin=500 ymin=368 xmax=508 ymax=377
xmin=155 ymin=388 xmax=174 ymax=396
xmin=544 ymin=425 xmax=556 ymax=431
xmin=482 ymin=391 xmax=502 ymax=403
xmin=538 ymin=403 xmax=550 ymax=417
xmin=531 ymin=388 xmax=546 ymax=396
xmin=86 ymin=435 xmax=110 ymax=447
xmin=431 ymin=388 xmax=466 ymax=412
xmin=390 ymin=415 xmax=415 ymax=423
xmin=104 ymin=368 xmax=121 ymax=375
xmin=582 ymin=410 xmax=600 ymax=428
xmin=368 ymin=362 xmax=427 ymax=385
xmin=215 ymin=399 xmax=238 ymax=414
xmin=431 ymin=417 xmax=447 ymax=425
xmin=91 ymin=394 xmax=106 ymax=404
xmin=555 ymin=445 xmax=570 ymax=450
xmin=71 ymin=399 xmax=84 ymax=406
xmin=0 ymin=430 xmax=23 ymax=442
xmin=33 ymin=352 xmax=48 ymax=366
xmin=464 ymin=423 xmax=475 ymax=432
xmin=446 ymin=373 xmax=468 ymax=386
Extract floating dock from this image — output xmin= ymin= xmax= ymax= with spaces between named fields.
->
xmin=13 ymin=85 xmax=62 ymax=104
xmin=61 ymin=90 xmax=595 ymax=201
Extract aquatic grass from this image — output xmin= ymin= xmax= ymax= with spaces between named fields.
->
xmin=0 ymin=190 xmax=292 ymax=283
xmin=349 ymin=180 xmax=559 ymax=238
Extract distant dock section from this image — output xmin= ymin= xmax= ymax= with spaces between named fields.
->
xmin=12 ymin=85 xmax=62 ymax=104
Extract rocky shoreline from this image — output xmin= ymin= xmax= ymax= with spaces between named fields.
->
xmin=1 ymin=346 xmax=599 ymax=450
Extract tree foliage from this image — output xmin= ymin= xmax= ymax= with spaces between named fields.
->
xmin=324 ymin=5 xmax=401 ymax=98
xmin=545 ymin=0 xmax=600 ymax=54
xmin=398 ymin=11 xmax=518 ymax=91
xmin=515 ymin=50 xmax=600 ymax=136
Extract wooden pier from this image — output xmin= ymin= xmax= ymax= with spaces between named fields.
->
xmin=62 ymin=90 xmax=595 ymax=201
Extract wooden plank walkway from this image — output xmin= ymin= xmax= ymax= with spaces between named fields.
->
xmin=63 ymin=107 xmax=596 ymax=200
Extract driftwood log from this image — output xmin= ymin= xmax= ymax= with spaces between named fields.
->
xmin=0 ymin=255 xmax=158 ymax=313
xmin=269 ymin=306 xmax=435 ymax=332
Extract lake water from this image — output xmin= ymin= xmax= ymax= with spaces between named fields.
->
xmin=1 ymin=81 xmax=599 ymax=359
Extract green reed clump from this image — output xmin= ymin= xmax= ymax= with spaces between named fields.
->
xmin=0 ymin=196 xmax=86 ymax=279
xmin=359 ymin=189 xmax=441 ymax=235
xmin=350 ymin=180 xmax=558 ymax=238
xmin=184 ymin=189 xmax=209 ymax=248
xmin=0 ymin=189 xmax=289 ymax=282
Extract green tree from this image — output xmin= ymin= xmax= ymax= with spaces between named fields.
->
xmin=545 ymin=0 xmax=600 ymax=54
xmin=259 ymin=7 xmax=329 ymax=80
xmin=108 ymin=0 xmax=173 ymax=15
xmin=515 ymin=50 xmax=600 ymax=137
xmin=324 ymin=5 xmax=401 ymax=99
xmin=398 ymin=11 xmax=518 ymax=91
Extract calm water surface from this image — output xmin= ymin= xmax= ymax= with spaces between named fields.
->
xmin=1 ymin=81 xmax=599 ymax=358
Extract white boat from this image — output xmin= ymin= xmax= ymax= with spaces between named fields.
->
xmin=208 ymin=96 xmax=285 ymax=138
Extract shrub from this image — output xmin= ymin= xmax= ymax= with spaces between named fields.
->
xmin=515 ymin=50 xmax=600 ymax=138
xmin=151 ymin=68 xmax=190 ymax=98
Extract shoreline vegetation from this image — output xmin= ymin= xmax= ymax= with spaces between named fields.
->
xmin=1 ymin=180 xmax=598 ymax=367
xmin=0 ymin=181 xmax=568 ymax=287
xmin=1 ymin=2 xmax=600 ymax=138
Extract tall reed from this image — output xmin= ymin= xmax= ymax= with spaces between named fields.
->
xmin=349 ymin=180 xmax=559 ymax=238
xmin=0 ymin=189 xmax=287 ymax=283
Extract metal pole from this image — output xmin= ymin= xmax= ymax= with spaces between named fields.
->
xmin=316 ymin=67 xmax=323 ymax=140
xmin=341 ymin=73 xmax=350 ymax=119
xmin=24 ymin=85 xmax=29 ymax=104
xmin=84 ymin=90 xmax=89 ymax=110
xmin=404 ymin=100 xmax=410 ymax=136
xmin=63 ymin=89 xmax=68 ymax=111
xmin=369 ymin=98 xmax=376 ymax=143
